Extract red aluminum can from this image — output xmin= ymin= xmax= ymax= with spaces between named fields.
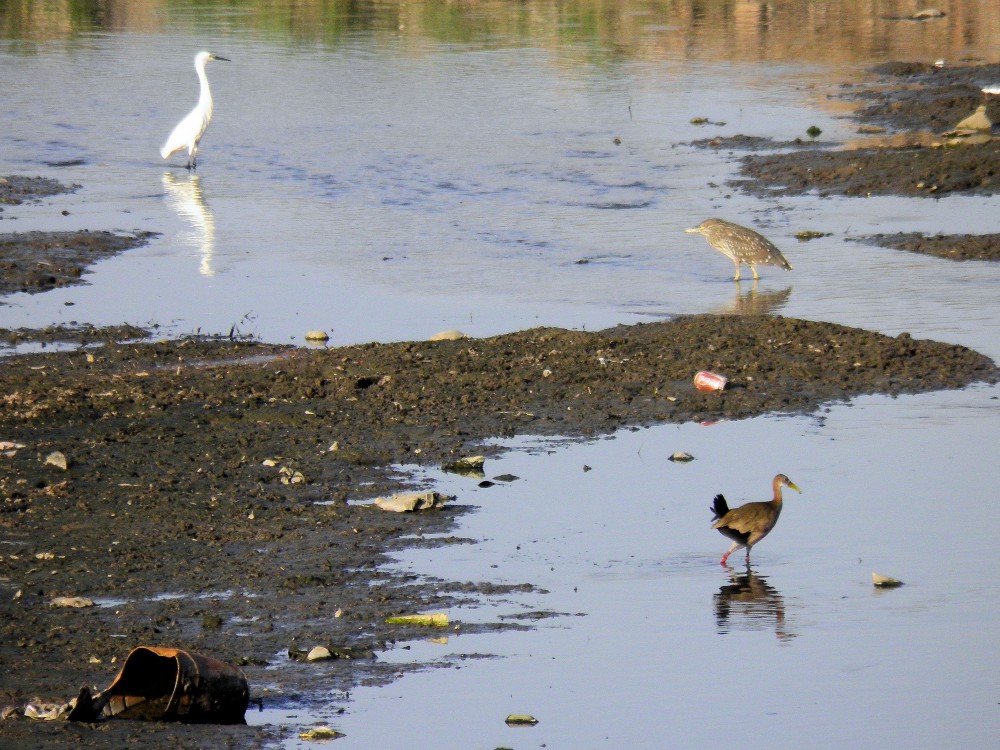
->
xmin=694 ymin=370 xmax=727 ymax=392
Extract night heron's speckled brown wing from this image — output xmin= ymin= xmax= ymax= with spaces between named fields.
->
xmin=685 ymin=218 xmax=792 ymax=280
xmin=703 ymin=221 xmax=792 ymax=270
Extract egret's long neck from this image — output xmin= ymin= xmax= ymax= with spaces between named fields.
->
xmin=197 ymin=63 xmax=213 ymax=122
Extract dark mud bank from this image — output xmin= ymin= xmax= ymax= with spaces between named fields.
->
xmin=1 ymin=317 xmax=997 ymax=748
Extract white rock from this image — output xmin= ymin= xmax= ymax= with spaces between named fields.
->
xmin=306 ymin=646 xmax=332 ymax=661
xmin=428 ymin=329 xmax=467 ymax=341
xmin=45 ymin=451 xmax=68 ymax=471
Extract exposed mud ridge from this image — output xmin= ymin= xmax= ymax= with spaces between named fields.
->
xmin=734 ymin=62 xmax=1000 ymax=200
xmin=851 ymin=232 xmax=1000 ymax=262
xmin=0 ymin=316 xmax=996 ymax=749
xmin=0 ymin=231 xmax=158 ymax=298
xmin=856 ymin=62 xmax=1000 ymax=133
xmin=0 ymin=176 xmax=78 ymax=207
xmin=0 ymin=324 xmax=151 ymax=348
xmin=736 ymin=141 xmax=1000 ymax=198
xmin=689 ymin=134 xmax=829 ymax=151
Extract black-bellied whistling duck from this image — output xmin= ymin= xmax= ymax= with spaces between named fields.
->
xmin=710 ymin=474 xmax=801 ymax=565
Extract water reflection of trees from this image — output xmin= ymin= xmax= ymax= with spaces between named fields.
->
xmin=714 ymin=567 xmax=794 ymax=642
xmin=3 ymin=1 xmax=999 ymax=65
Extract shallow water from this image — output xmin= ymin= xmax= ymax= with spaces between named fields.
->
xmin=1 ymin=1 xmax=999 ymax=746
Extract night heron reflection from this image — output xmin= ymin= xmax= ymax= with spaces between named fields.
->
xmin=685 ymin=218 xmax=793 ymax=281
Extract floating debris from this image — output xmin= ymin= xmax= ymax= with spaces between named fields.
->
xmin=373 ymin=491 xmax=446 ymax=513
xmin=505 ymin=714 xmax=539 ymax=726
xmin=385 ymin=612 xmax=449 ymax=627
xmin=668 ymin=451 xmax=695 ymax=463
xmin=795 ymin=230 xmax=832 ymax=241
xmin=872 ymin=571 xmax=905 ymax=588
xmin=299 ymin=725 xmax=345 ymax=741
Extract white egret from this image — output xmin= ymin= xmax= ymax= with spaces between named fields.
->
xmin=160 ymin=51 xmax=230 ymax=170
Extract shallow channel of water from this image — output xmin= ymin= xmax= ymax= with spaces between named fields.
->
xmin=2 ymin=2 xmax=999 ymax=747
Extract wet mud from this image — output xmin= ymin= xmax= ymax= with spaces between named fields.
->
xmin=1 ymin=174 xmax=157 ymax=298
xmin=850 ymin=232 xmax=1000 ymax=262
xmin=3 ymin=64 xmax=1000 ymax=749
xmin=1 ymin=318 xmax=996 ymax=748
xmin=0 ymin=231 xmax=157 ymax=298
xmin=728 ymin=62 xmax=1000 ymax=260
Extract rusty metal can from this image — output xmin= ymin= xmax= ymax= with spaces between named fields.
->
xmin=693 ymin=370 xmax=727 ymax=392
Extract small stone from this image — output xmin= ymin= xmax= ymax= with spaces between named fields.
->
xmin=872 ymin=571 xmax=905 ymax=588
xmin=50 ymin=596 xmax=95 ymax=608
xmin=45 ymin=451 xmax=68 ymax=471
xmin=306 ymin=646 xmax=333 ymax=661
xmin=304 ymin=330 xmax=329 ymax=341
xmin=428 ymin=329 xmax=467 ymax=341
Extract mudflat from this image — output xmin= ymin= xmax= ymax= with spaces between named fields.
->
xmin=2 ymin=60 xmax=999 ymax=749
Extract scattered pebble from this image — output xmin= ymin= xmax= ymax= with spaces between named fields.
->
xmin=872 ymin=571 xmax=905 ymax=588
xmin=505 ymin=714 xmax=539 ymax=726
xmin=428 ymin=329 xmax=467 ymax=341
xmin=50 ymin=596 xmax=94 ymax=608
xmin=374 ymin=491 xmax=446 ymax=513
xmin=45 ymin=451 xmax=68 ymax=471
xmin=306 ymin=646 xmax=333 ymax=661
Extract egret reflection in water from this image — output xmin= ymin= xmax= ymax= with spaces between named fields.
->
xmin=714 ymin=567 xmax=794 ymax=642
xmin=162 ymin=172 xmax=216 ymax=276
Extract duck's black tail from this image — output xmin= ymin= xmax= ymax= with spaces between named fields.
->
xmin=710 ymin=494 xmax=729 ymax=521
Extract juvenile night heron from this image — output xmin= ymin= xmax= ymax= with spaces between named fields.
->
xmin=685 ymin=218 xmax=793 ymax=281
xmin=710 ymin=474 xmax=802 ymax=566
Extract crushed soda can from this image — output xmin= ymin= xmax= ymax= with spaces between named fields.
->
xmin=693 ymin=370 xmax=728 ymax=392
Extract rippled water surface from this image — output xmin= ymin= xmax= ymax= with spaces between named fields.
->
xmin=1 ymin=1 xmax=998 ymax=747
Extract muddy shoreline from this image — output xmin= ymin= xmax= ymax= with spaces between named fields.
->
xmin=2 ymin=62 xmax=1000 ymax=749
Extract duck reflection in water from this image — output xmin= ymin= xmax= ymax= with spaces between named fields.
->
xmin=162 ymin=172 xmax=216 ymax=277
xmin=719 ymin=280 xmax=791 ymax=316
xmin=715 ymin=568 xmax=794 ymax=642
